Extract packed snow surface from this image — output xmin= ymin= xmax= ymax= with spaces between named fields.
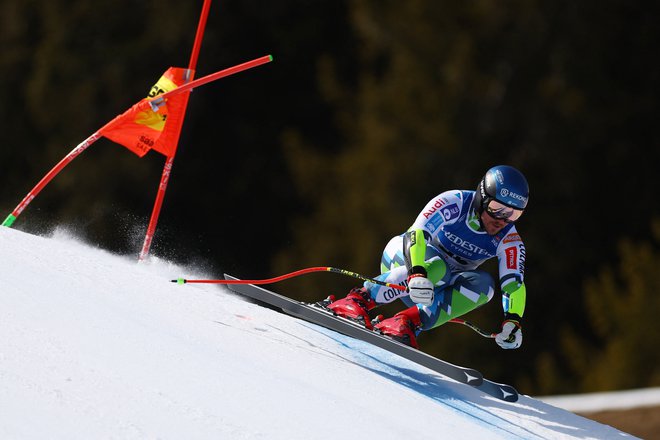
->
xmin=0 ymin=227 xmax=638 ymax=439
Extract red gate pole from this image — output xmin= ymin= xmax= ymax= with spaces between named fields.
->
xmin=139 ymin=0 xmax=212 ymax=261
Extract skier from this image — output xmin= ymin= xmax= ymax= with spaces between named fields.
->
xmin=325 ymin=165 xmax=528 ymax=350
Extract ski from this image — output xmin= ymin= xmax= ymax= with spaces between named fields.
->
xmin=223 ymin=275 xmax=518 ymax=402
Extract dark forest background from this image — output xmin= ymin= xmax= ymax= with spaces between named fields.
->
xmin=2 ymin=0 xmax=659 ymax=396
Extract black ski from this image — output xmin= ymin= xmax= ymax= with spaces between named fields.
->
xmin=223 ymin=275 xmax=518 ymax=402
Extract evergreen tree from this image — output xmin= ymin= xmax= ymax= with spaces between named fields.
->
xmin=563 ymin=220 xmax=660 ymax=391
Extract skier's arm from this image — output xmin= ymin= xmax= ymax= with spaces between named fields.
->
xmin=495 ymin=230 xmax=527 ymax=349
xmin=502 ymin=279 xmax=526 ymax=321
xmin=402 ymin=229 xmax=434 ymax=305
xmin=495 ymin=281 xmax=525 ymax=349
xmin=403 ymin=228 xmax=428 ymax=277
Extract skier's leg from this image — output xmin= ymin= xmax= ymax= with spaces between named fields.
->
xmin=326 ymin=233 xmax=451 ymax=330
xmin=369 ymin=234 xmax=450 ymax=305
xmin=373 ymin=270 xmax=495 ymax=347
xmin=417 ymin=270 xmax=496 ymax=331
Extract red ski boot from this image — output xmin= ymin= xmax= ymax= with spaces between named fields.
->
xmin=373 ymin=306 xmax=422 ymax=348
xmin=325 ymin=287 xmax=377 ymax=329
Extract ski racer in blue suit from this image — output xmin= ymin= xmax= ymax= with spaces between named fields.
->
xmin=326 ymin=165 xmax=529 ymax=350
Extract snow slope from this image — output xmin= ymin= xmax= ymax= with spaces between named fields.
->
xmin=0 ymin=227 xmax=637 ymax=439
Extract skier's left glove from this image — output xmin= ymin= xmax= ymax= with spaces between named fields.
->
xmin=495 ymin=318 xmax=523 ymax=349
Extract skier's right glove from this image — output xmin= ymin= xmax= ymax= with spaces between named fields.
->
xmin=407 ymin=273 xmax=434 ymax=306
xmin=495 ymin=319 xmax=523 ymax=349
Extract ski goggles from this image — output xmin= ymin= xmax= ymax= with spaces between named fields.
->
xmin=486 ymin=200 xmax=524 ymax=223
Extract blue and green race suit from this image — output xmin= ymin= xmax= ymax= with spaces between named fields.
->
xmin=365 ymin=190 xmax=526 ymax=330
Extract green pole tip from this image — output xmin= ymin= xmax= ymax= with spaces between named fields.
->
xmin=2 ymin=214 xmax=16 ymax=227
xmin=268 ymin=55 xmax=274 ymax=62
xmin=171 ymin=278 xmax=186 ymax=284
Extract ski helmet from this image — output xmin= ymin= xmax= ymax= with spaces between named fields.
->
xmin=473 ymin=165 xmax=529 ymax=223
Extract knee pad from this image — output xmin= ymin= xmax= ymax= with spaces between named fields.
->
xmin=380 ymin=235 xmax=406 ymax=273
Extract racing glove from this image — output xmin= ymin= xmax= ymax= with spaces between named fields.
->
xmin=495 ymin=317 xmax=523 ymax=349
xmin=407 ymin=272 xmax=434 ymax=306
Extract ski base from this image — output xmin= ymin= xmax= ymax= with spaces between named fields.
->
xmin=223 ymin=275 xmax=518 ymax=402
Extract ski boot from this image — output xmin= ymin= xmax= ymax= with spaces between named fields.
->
xmin=373 ymin=306 xmax=422 ymax=349
xmin=321 ymin=287 xmax=377 ymax=329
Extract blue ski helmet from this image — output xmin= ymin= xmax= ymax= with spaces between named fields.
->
xmin=473 ymin=165 xmax=529 ymax=222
